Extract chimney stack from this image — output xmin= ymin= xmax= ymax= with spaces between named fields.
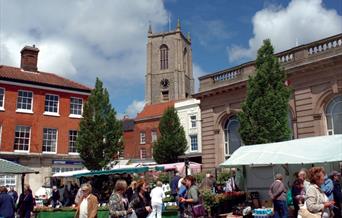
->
xmin=20 ymin=45 xmax=39 ymax=71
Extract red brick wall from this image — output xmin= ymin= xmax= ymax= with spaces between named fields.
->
xmin=123 ymin=119 xmax=160 ymax=159
xmin=0 ymin=83 xmax=88 ymax=154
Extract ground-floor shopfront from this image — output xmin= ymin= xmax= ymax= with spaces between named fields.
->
xmin=0 ymin=153 xmax=83 ymax=193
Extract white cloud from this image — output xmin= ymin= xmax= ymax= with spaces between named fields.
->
xmin=193 ymin=63 xmax=206 ymax=92
xmin=117 ymin=100 xmax=145 ymax=119
xmin=227 ymin=0 xmax=342 ymax=62
xmin=0 ymin=0 xmax=168 ymax=98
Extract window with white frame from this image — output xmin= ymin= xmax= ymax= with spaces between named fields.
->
xmin=43 ymin=128 xmax=57 ymax=153
xmin=0 ymin=175 xmax=16 ymax=187
xmin=69 ymin=130 xmax=78 ymax=153
xmin=16 ymin=90 xmax=33 ymax=111
xmin=45 ymin=94 xmax=59 ymax=113
xmin=0 ymin=88 xmax=4 ymax=109
xmin=140 ymin=132 xmax=146 ymax=144
xmin=190 ymin=115 xmax=197 ymax=128
xmin=325 ymin=95 xmax=342 ymax=135
xmin=14 ymin=126 xmax=31 ymax=151
xmin=151 ymin=130 xmax=157 ymax=143
xmin=140 ymin=148 xmax=147 ymax=159
xmin=190 ymin=135 xmax=198 ymax=151
xmin=70 ymin=97 xmax=83 ymax=115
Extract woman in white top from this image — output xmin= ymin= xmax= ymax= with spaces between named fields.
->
xmin=149 ymin=181 xmax=165 ymax=218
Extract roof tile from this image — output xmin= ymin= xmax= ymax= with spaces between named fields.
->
xmin=0 ymin=65 xmax=91 ymax=92
xmin=136 ymin=101 xmax=174 ymax=120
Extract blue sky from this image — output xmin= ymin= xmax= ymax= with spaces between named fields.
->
xmin=0 ymin=0 xmax=341 ymax=118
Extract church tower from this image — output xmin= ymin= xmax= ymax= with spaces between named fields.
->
xmin=145 ymin=19 xmax=194 ymax=104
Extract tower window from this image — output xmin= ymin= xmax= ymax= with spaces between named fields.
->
xmin=161 ymin=91 xmax=169 ymax=101
xmin=160 ymin=44 xmax=168 ymax=70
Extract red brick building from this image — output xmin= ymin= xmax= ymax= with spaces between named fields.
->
xmin=123 ymin=101 xmax=174 ymax=161
xmin=0 ymin=45 xmax=91 ymax=192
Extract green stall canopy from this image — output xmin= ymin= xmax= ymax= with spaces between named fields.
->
xmin=74 ymin=166 xmax=149 ymax=178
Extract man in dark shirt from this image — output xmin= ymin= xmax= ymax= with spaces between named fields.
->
xmin=170 ymin=172 xmax=181 ymax=199
xmin=331 ymin=171 xmax=342 ymax=218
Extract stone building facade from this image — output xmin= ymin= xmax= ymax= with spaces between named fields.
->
xmin=145 ymin=21 xmax=194 ymax=104
xmin=194 ymin=34 xmax=342 ymax=170
xmin=0 ymin=45 xmax=91 ymax=192
xmin=123 ymin=22 xmax=196 ymax=162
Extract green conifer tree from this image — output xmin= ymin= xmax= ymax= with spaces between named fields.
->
xmin=77 ymin=78 xmax=122 ymax=170
xmin=238 ymin=39 xmax=291 ymax=145
xmin=153 ymin=107 xmax=187 ymax=164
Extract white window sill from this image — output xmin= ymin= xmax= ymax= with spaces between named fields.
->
xmin=69 ymin=114 xmax=83 ymax=119
xmin=43 ymin=112 xmax=60 ymax=117
xmin=68 ymin=152 xmax=80 ymax=155
xmin=42 ymin=151 xmax=57 ymax=154
xmin=16 ymin=109 xmax=33 ymax=114
xmin=0 ymin=107 xmax=4 ymax=111
xmin=14 ymin=150 xmax=29 ymax=153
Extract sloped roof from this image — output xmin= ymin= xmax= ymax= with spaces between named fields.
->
xmin=0 ymin=159 xmax=39 ymax=174
xmin=123 ymin=119 xmax=135 ymax=131
xmin=136 ymin=101 xmax=174 ymax=120
xmin=0 ymin=65 xmax=92 ymax=93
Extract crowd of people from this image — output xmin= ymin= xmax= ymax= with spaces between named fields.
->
xmin=0 ymin=184 xmax=35 ymax=218
xmin=269 ymin=167 xmax=341 ymax=218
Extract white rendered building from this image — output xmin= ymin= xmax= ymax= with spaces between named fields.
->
xmin=175 ymin=98 xmax=202 ymax=163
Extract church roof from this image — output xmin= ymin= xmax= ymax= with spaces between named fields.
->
xmin=0 ymin=65 xmax=92 ymax=93
xmin=136 ymin=101 xmax=175 ymax=121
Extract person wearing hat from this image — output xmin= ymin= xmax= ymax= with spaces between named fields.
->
xmin=330 ymin=170 xmax=342 ymax=218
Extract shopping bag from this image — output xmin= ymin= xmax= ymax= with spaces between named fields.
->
xmin=298 ymin=202 xmax=322 ymax=218
xmin=127 ymin=210 xmax=138 ymax=218
xmin=192 ymin=203 xmax=206 ymax=217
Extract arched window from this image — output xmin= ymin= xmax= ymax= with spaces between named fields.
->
xmin=160 ymin=44 xmax=168 ymax=70
xmin=224 ymin=116 xmax=242 ymax=157
xmin=325 ymin=95 xmax=342 ymax=135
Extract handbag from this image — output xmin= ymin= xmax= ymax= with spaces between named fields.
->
xmin=298 ymin=202 xmax=322 ymax=218
xmin=192 ymin=203 xmax=206 ymax=217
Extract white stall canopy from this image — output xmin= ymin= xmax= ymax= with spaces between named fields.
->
xmin=220 ymin=134 xmax=342 ymax=167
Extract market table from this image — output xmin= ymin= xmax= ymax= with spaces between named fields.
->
xmin=35 ymin=210 xmax=178 ymax=218
xmin=36 ymin=210 xmax=109 ymax=218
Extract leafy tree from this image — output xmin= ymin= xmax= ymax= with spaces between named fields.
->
xmin=77 ymin=78 xmax=122 ymax=170
xmin=238 ymin=39 xmax=291 ymax=145
xmin=153 ymin=107 xmax=187 ymax=164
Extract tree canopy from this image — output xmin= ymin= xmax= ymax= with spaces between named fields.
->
xmin=153 ymin=107 xmax=187 ymax=164
xmin=238 ymin=39 xmax=292 ymax=145
xmin=77 ymin=78 xmax=122 ymax=170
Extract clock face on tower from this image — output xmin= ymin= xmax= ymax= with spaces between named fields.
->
xmin=160 ymin=78 xmax=169 ymax=88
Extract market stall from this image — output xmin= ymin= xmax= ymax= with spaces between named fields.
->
xmin=143 ymin=161 xmax=202 ymax=176
xmin=220 ymin=134 xmax=342 ymax=166
xmin=219 ymin=134 xmax=342 ymax=206
xmin=35 ymin=165 xmax=178 ymax=217
xmin=0 ymin=158 xmax=39 ymax=192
